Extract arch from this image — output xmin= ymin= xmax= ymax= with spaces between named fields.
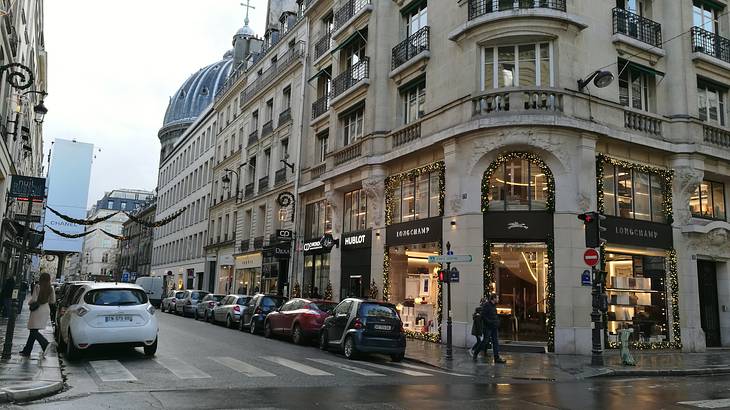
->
xmin=480 ymin=151 xmax=556 ymax=213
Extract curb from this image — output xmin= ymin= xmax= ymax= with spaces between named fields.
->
xmin=596 ymin=367 xmax=730 ymax=378
xmin=0 ymin=380 xmax=63 ymax=403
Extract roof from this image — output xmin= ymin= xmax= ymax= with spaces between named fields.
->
xmin=82 ymin=283 xmax=145 ymax=291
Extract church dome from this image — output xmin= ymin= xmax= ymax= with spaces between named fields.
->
xmin=236 ymin=24 xmax=256 ymax=38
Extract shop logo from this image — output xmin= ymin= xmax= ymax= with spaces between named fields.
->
xmin=614 ymin=226 xmax=659 ymax=239
xmin=507 ymin=222 xmax=528 ymax=230
xmin=344 ymin=234 xmax=366 ymax=246
xmin=303 ymin=241 xmax=322 ymax=252
xmin=320 ymin=233 xmax=337 ymax=251
xmin=396 ymin=227 xmax=430 ymax=238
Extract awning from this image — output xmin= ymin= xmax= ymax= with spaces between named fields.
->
xmin=622 ymin=60 xmax=664 ymax=77
xmin=308 ymin=68 xmax=331 ymax=83
xmin=331 ymin=29 xmax=367 ymax=54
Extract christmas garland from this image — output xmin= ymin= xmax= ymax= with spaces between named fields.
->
xmin=124 ymin=207 xmax=186 ymax=228
xmin=47 ymin=206 xmax=119 ymax=226
xmin=481 ymin=152 xmax=555 ymax=213
xmin=45 ymin=225 xmax=95 ymax=239
xmin=99 ymin=229 xmax=141 ymax=242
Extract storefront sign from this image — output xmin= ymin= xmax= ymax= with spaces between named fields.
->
xmin=386 ymin=217 xmax=443 ymax=246
xmin=303 ymin=234 xmax=338 ymax=254
xmin=603 ymin=216 xmax=673 ymax=249
xmin=9 ymin=175 xmax=46 ymax=199
xmin=303 ymin=239 xmax=324 ymax=253
xmin=342 ymin=229 xmax=371 ymax=250
xmin=218 ymin=254 xmax=234 ymax=266
xmin=235 ymin=252 xmax=262 ymax=269
xmin=483 ymin=211 xmax=553 ymax=242
xmin=276 ymin=229 xmax=293 ymax=241
xmin=274 ymin=243 xmax=291 ymax=259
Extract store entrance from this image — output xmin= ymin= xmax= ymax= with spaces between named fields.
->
xmin=698 ymin=260 xmax=721 ymax=347
xmin=491 ymin=243 xmax=548 ymax=342
xmin=348 ymin=275 xmax=363 ymax=298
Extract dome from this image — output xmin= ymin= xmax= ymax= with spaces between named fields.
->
xmin=236 ymin=24 xmax=256 ymax=38
xmin=161 ymin=55 xmax=234 ymax=130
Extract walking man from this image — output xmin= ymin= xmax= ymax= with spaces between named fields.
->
xmin=481 ymin=293 xmax=506 ymax=364
xmin=470 ymin=298 xmax=484 ymax=360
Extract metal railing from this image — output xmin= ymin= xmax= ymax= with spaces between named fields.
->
xmin=275 ymin=168 xmax=287 ymax=185
xmin=279 ymin=108 xmax=292 ymax=124
xmin=310 ymin=163 xmax=326 ymax=179
xmin=613 ymin=8 xmax=662 ymax=47
xmin=334 ymin=140 xmax=362 ymax=165
xmin=254 ymin=236 xmax=264 ymax=249
xmin=333 ymin=0 xmax=371 ymax=32
xmin=245 ymin=182 xmax=255 ymax=198
xmin=240 ymin=239 xmax=250 ymax=252
xmin=468 ymin=0 xmax=566 ymax=20
xmin=472 ymin=88 xmax=564 ymax=115
xmin=704 ymin=124 xmax=730 ymax=148
xmin=239 ymin=42 xmax=305 ymax=103
xmin=331 ymin=57 xmax=369 ymax=100
xmin=691 ymin=26 xmax=730 ymax=64
xmin=258 ymin=175 xmax=270 ymax=192
xmin=624 ymin=110 xmax=662 ymax=136
xmin=248 ymin=130 xmax=259 ymax=145
xmin=312 ymin=95 xmax=330 ymax=119
xmin=314 ymin=32 xmax=332 ymax=60
xmin=262 ymin=120 xmax=274 ymax=137
xmin=392 ymin=26 xmax=430 ymax=70
xmin=392 ymin=121 xmax=422 ymax=148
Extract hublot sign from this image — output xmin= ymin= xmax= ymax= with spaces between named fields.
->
xmin=342 ymin=229 xmax=371 ymax=250
xmin=603 ymin=216 xmax=673 ymax=249
xmin=386 ymin=217 xmax=442 ymax=246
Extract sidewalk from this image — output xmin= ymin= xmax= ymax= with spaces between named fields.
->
xmin=0 ymin=305 xmax=64 ymax=403
xmin=404 ymin=339 xmax=730 ymax=381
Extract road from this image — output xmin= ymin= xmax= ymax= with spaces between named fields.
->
xmin=8 ymin=311 xmax=730 ymax=409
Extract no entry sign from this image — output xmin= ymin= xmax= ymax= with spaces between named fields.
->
xmin=583 ymin=248 xmax=600 ymax=267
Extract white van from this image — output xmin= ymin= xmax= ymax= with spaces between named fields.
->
xmin=135 ymin=276 xmax=164 ymax=307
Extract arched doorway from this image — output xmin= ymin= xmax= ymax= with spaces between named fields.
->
xmin=481 ymin=152 xmax=556 ymax=350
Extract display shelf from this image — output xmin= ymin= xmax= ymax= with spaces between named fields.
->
xmin=606 ymin=287 xmax=659 ymax=293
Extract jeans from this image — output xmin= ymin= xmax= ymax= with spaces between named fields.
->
xmin=21 ymin=329 xmax=48 ymax=354
xmin=2 ymin=297 xmax=11 ymax=317
xmin=471 ymin=335 xmax=482 ymax=353
xmin=484 ymin=325 xmax=500 ymax=359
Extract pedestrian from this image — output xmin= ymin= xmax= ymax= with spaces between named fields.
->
xmin=480 ymin=293 xmax=506 ymax=364
xmin=19 ymin=272 xmax=56 ymax=358
xmin=469 ymin=301 xmax=484 ymax=360
xmin=1 ymin=276 xmax=15 ymax=317
xmin=16 ymin=280 xmax=28 ymax=314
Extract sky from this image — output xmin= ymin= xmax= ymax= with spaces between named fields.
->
xmin=43 ymin=0 xmax=267 ymax=207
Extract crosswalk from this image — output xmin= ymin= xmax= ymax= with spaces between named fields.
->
xmin=76 ymin=355 xmax=462 ymax=384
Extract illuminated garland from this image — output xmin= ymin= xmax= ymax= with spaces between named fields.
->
xmin=45 ymin=225 xmax=95 ymax=239
xmin=292 ymin=281 xmax=301 ymax=298
xmin=383 ymin=246 xmax=390 ymax=301
xmin=483 ymin=240 xmax=493 ymax=296
xmin=404 ymin=329 xmax=440 ymax=343
xmin=324 ymin=280 xmax=333 ymax=301
xmin=369 ymin=280 xmax=379 ymax=300
xmin=481 ymin=152 xmax=555 ymax=213
xmin=47 ymin=207 xmax=119 ymax=226
xmin=668 ymin=249 xmax=682 ymax=350
xmin=546 ymin=235 xmax=555 ymax=352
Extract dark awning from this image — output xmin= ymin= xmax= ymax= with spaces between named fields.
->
xmin=331 ymin=29 xmax=367 ymax=54
xmin=622 ymin=60 xmax=665 ymax=77
xmin=308 ymin=68 xmax=331 ymax=83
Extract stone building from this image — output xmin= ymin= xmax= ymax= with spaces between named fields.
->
xmin=118 ymin=197 xmax=156 ymax=280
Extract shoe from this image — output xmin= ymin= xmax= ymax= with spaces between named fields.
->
xmin=19 ymin=351 xmax=30 ymax=358
xmin=494 ymin=357 xmax=507 ymax=364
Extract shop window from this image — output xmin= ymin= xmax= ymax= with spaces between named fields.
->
xmin=690 ymin=180 xmax=727 ymax=220
xmin=602 ymin=162 xmax=667 ymax=222
xmin=388 ymin=243 xmax=439 ymax=335
xmin=487 ymin=158 xmax=547 ymax=211
xmin=303 ymin=253 xmax=330 ymax=298
xmin=389 ymin=168 xmax=441 ymax=224
xmin=304 ymin=200 xmax=332 ymax=239
xmin=698 ymin=80 xmax=727 ymax=127
xmin=343 ymin=188 xmax=368 ymax=233
xmin=605 ymin=253 xmax=669 ymax=345
xmin=482 ymin=42 xmax=552 ymax=90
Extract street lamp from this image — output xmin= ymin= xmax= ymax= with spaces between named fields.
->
xmin=280 ymin=153 xmax=295 ymax=172
xmin=577 ymin=70 xmax=614 ymax=92
xmin=222 ymin=167 xmax=245 ymax=202
xmin=0 ymin=62 xmax=34 ymax=90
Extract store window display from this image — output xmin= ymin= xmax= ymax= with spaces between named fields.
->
xmin=388 ymin=243 xmax=439 ymax=334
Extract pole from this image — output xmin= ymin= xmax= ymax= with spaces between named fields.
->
xmin=2 ymin=198 xmax=33 ymax=360
xmin=445 ymin=242 xmax=453 ymax=360
xmin=590 ymin=265 xmax=604 ymax=366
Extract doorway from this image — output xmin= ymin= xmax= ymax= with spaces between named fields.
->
xmin=698 ymin=260 xmax=721 ymax=347
xmin=491 ymin=242 xmax=549 ymax=342
xmin=348 ymin=275 xmax=363 ymax=298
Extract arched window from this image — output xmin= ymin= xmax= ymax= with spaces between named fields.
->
xmin=487 ymin=157 xmax=548 ymax=211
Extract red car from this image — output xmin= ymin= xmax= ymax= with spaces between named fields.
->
xmin=264 ymin=298 xmax=338 ymax=345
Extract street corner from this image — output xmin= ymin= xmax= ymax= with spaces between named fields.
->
xmin=0 ymin=380 xmax=63 ymax=404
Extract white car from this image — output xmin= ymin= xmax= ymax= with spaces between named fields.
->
xmin=58 ymin=283 xmax=159 ymax=360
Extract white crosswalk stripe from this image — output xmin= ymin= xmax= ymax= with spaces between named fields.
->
xmin=209 ymin=357 xmax=275 ymax=377
xmin=154 ymin=357 xmax=211 ymax=379
xmin=262 ymin=356 xmax=333 ymax=376
xmin=89 ymin=360 xmax=137 ymax=382
xmin=392 ymin=362 xmax=471 ymax=377
xmin=678 ymin=399 xmax=730 ymax=409
xmin=355 ymin=361 xmax=432 ymax=376
xmin=307 ymin=358 xmax=385 ymax=376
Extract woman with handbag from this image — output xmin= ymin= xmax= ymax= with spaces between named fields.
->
xmin=19 ymin=272 xmax=55 ymax=358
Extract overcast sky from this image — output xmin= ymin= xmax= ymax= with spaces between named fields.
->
xmin=44 ymin=0 xmax=267 ymax=207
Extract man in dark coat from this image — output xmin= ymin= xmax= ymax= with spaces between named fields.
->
xmin=480 ymin=293 xmax=506 ymax=364
xmin=1 ymin=276 xmax=15 ymax=317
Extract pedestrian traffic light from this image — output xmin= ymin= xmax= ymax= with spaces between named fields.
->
xmin=578 ymin=211 xmax=607 ymax=248
xmin=437 ymin=269 xmax=449 ymax=283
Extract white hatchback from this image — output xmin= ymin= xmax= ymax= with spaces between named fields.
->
xmin=59 ymin=283 xmax=159 ymax=360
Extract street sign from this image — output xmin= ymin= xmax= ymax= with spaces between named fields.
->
xmin=121 ymin=272 xmax=129 ymax=282
xmin=450 ymin=268 xmax=460 ymax=283
xmin=581 ymin=270 xmax=592 ymax=286
xmin=583 ymin=248 xmax=600 ymax=267
xmin=428 ymin=255 xmax=473 ymax=264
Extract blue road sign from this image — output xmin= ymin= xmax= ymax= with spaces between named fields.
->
xmin=581 ymin=270 xmax=591 ymax=286
xmin=450 ymin=268 xmax=460 ymax=283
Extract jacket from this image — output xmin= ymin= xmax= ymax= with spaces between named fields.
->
xmin=471 ymin=307 xmax=483 ymax=336
xmin=481 ymin=300 xmax=499 ymax=328
xmin=27 ymin=285 xmax=55 ymax=330
xmin=1 ymin=278 xmax=14 ymax=298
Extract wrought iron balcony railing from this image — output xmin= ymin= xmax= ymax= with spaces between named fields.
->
xmin=279 ymin=108 xmax=292 ymax=125
xmin=612 ymin=8 xmax=662 ymax=47
xmin=261 ymin=120 xmax=274 ymax=137
xmin=468 ymin=0 xmax=566 ymax=21
xmin=312 ymin=95 xmax=330 ymax=119
xmin=275 ymin=168 xmax=287 ymax=185
xmin=258 ymin=175 xmax=270 ymax=192
xmin=333 ymin=0 xmax=371 ymax=32
xmin=314 ymin=32 xmax=332 ymax=60
xmin=331 ymin=57 xmax=369 ymax=100
xmin=244 ymin=182 xmax=255 ymax=198
xmin=691 ymin=26 xmax=730 ymax=65
xmin=248 ymin=130 xmax=259 ymax=145
xmin=392 ymin=26 xmax=430 ymax=70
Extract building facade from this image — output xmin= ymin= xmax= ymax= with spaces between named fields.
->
xmin=118 ymin=197 xmax=156 ymax=280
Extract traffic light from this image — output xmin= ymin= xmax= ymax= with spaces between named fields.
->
xmin=437 ymin=269 xmax=449 ymax=283
xmin=578 ymin=211 xmax=607 ymax=248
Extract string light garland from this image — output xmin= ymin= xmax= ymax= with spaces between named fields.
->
xmin=292 ymin=281 xmax=301 ymax=298
xmin=546 ymin=235 xmax=556 ymax=352
xmin=481 ymin=152 xmax=555 ymax=213
xmin=324 ymin=280 xmax=333 ymax=301
xmin=369 ymin=280 xmax=379 ymax=300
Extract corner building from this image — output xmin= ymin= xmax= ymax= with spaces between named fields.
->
xmin=284 ymin=0 xmax=730 ymax=354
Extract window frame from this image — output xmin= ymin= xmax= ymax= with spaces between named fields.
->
xmin=481 ymin=42 xmax=554 ymax=90
xmin=691 ymin=179 xmax=727 ymax=220
xmin=601 ymin=162 xmax=668 ymax=223
xmin=389 ymin=169 xmax=442 ymax=224
xmin=343 ymin=188 xmax=369 ymax=233
xmin=341 ymin=107 xmax=364 ymax=146
xmin=698 ymin=79 xmax=727 ymax=126
xmin=401 ymin=79 xmax=426 ymax=125
xmin=618 ymin=60 xmax=655 ymax=112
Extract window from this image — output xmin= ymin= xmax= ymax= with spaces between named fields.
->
xmin=401 ymin=80 xmax=426 ymax=124
xmin=617 ymin=0 xmax=644 ymax=15
xmin=263 ymin=148 xmax=271 ymax=176
xmin=693 ymin=1 xmax=720 ymax=33
xmin=342 ymin=107 xmax=364 ymax=146
xmin=252 ymin=110 xmax=259 ymax=130
xmin=488 ymin=158 xmax=547 ymax=211
xmin=390 ymin=168 xmax=441 ymax=223
xmin=343 ymin=188 xmax=368 ymax=232
xmin=691 ymin=180 xmax=726 ymax=220
xmin=483 ymin=43 xmax=552 ymax=89
xmin=404 ymin=1 xmax=427 ymax=37
xmin=266 ymin=99 xmax=274 ymax=122
xmin=618 ymin=60 xmax=655 ymax=112
xmin=282 ymin=86 xmax=291 ymax=109
xmin=698 ymin=80 xmax=726 ymax=126
xmin=317 ymin=131 xmax=328 ymax=163
xmin=601 ymin=161 xmax=667 ymax=222
xmin=280 ymin=138 xmax=289 ymax=163
xmin=304 ymin=200 xmax=332 ymax=239
xmin=107 ymin=200 xmax=114 ymax=208
xmin=248 ymin=157 xmax=257 ymax=183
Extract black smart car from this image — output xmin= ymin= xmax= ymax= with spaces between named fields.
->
xmin=319 ymin=298 xmax=406 ymax=362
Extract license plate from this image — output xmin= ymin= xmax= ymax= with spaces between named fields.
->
xmin=373 ymin=325 xmax=391 ymax=331
xmin=105 ymin=315 xmax=133 ymax=323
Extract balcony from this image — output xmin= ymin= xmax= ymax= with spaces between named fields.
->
xmin=240 ymin=239 xmax=250 ymax=252
xmin=333 ymin=0 xmax=371 ymax=33
xmin=258 ymin=175 xmax=270 ymax=192
xmin=392 ymin=27 xmax=430 ymax=70
xmin=254 ymin=236 xmax=264 ymax=249
xmin=275 ymin=168 xmax=287 ymax=186
xmin=334 ymin=140 xmax=362 ymax=166
xmin=311 ymin=163 xmax=326 ymax=179
xmin=330 ymin=58 xmax=369 ymax=101
xmin=691 ymin=26 xmax=730 ymax=65
xmin=314 ymin=32 xmax=332 ymax=61
xmin=468 ymin=0 xmax=566 ymax=20
xmin=239 ymin=42 xmax=306 ymax=104
xmin=703 ymin=124 xmax=730 ymax=149
xmin=612 ymin=8 xmax=661 ymax=48
xmin=248 ymin=130 xmax=259 ymax=145
xmin=472 ymin=87 xmax=564 ymax=116
xmin=262 ymin=120 xmax=274 ymax=137
xmin=279 ymin=108 xmax=292 ymax=125
xmin=391 ymin=121 xmax=422 ymax=148
xmin=624 ymin=110 xmax=662 ymax=136
xmin=312 ymin=95 xmax=330 ymax=120
xmin=244 ymin=182 xmax=255 ymax=198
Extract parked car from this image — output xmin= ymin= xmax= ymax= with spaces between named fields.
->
xmin=135 ymin=276 xmax=165 ymax=307
xmin=175 ymin=290 xmax=209 ymax=317
xmin=54 ymin=281 xmax=93 ymax=340
xmin=211 ymin=294 xmax=250 ymax=328
xmin=319 ymin=298 xmax=405 ymax=362
xmin=264 ymin=298 xmax=337 ymax=344
xmin=196 ymin=293 xmax=225 ymax=321
xmin=58 ymin=283 xmax=158 ymax=360
xmin=160 ymin=290 xmax=184 ymax=313
xmin=239 ymin=294 xmax=287 ymax=334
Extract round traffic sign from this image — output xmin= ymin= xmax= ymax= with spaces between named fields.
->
xmin=583 ymin=248 xmax=600 ymax=267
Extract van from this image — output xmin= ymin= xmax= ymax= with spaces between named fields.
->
xmin=135 ymin=276 xmax=164 ymax=307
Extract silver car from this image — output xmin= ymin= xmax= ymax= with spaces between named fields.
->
xmin=175 ymin=290 xmax=209 ymax=317
xmin=196 ymin=293 xmax=225 ymax=321
xmin=161 ymin=290 xmax=184 ymax=313
xmin=211 ymin=294 xmax=251 ymax=328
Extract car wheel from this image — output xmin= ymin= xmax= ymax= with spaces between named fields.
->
xmin=344 ymin=336 xmax=358 ymax=360
xmin=292 ymin=324 xmax=304 ymax=345
xmin=250 ymin=320 xmax=257 ymax=335
xmin=144 ymin=338 xmax=158 ymax=357
xmin=391 ymin=353 xmax=405 ymax=362
xmin=264 ymin=321 xmax=273 ymax=338
xmin=65 ymin=332 xmax=81 ymax=361
xmin=319 ymin=331 xmax=328 ymax=351
xmin=226 ymin=315 xmax=233 ymax=329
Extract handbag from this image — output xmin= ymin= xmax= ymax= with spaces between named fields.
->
xmin=29 ymin=301 xmax=40 ymax=311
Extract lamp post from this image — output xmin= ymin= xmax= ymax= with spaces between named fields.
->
xmin=222 ymin=168 xmax=245 ymax=202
